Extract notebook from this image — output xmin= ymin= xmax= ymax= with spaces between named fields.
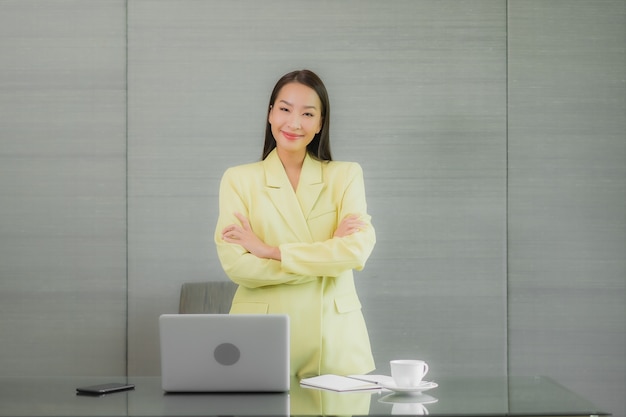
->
xmin=159 ymin=314 xmax=290 ymax=392
xmin=300 ymin=374 xmax=390 ymax=392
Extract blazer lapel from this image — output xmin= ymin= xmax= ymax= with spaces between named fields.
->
xmin=263 ymin=150 xmax=324 ymax=243
xmin=296 ymin=154 xmax=324 ymax=219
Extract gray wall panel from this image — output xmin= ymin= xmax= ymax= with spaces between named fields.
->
xmin=127 ymin=0 xmax=508 ymax=377
xmin=508 ymin=1 xmax=626 ymax=415
xmin=0 ymin=1 xmax=127 ymax=376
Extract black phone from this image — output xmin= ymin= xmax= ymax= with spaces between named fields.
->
xmin=76 ymin=382 xmax=135 ymax=395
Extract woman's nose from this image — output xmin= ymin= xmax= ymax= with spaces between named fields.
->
xmin=288 ymin=115 xmax=301 ymax=129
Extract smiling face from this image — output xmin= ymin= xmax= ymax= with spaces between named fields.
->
xmin=268 ymin=82 xmax=323 ymax=160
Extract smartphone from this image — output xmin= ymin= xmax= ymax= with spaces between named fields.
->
xmin=76 ymin=382 xmax=135 ymax=395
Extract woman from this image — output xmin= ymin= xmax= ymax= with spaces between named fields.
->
xmin=214 ymin=69 xmax=376 ymax=378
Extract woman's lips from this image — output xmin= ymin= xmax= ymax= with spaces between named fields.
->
xmin=281 ymin=131 xmax=301 ymax=140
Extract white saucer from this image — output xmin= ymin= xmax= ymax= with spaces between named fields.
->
xmin=380 ymin=380 xmax=438 ymax=394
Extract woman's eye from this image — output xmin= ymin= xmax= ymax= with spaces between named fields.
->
xmin=279 ymin=107 xmax=289 ymax=112
xmin=304 ymin=112 xmax=314 ymax=117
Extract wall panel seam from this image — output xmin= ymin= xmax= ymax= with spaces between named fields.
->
xmin=505 ymin=0 xmax=511 ymax=398
xmin=125 ymin=0 xmax=130 ymax=378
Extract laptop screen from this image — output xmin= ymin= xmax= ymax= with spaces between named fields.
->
xmin=159 ymin=314 xmax=290 ymax=392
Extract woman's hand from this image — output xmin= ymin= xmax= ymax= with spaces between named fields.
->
xmin=222 ymin=212 xmax=281 ymax=260
xmin=334 ymin=214 xmax=366 ymax=238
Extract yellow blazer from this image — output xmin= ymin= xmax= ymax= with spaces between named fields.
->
xmin=214 ymin=149 xmax=376 ymax=378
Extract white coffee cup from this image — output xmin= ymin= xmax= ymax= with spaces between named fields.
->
xmin=390 ymin=359 xmax=429 ymax=387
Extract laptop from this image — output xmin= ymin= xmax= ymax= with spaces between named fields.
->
xmin=159 ymin=314 xmax=290 ymax=392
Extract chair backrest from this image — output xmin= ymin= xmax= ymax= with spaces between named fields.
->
xmin=178 ymin=281 xmax=238 ymax=314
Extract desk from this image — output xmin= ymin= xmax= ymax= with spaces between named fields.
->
xmin=0 ymin=376 xmax=608 ymax=416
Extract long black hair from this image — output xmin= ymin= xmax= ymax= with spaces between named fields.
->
xmin=262 ymin=69 xmax=332 ymax=161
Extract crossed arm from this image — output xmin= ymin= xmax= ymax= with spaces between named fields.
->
xmin=221 ymin=212 xmax=366 ymax=261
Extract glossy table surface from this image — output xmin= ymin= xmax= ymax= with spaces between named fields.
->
xmin=0 ymin=375 xmax=608 ymax=416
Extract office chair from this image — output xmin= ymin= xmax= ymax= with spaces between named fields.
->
xmin=178 ymin=281 xmax=238 ymax=314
